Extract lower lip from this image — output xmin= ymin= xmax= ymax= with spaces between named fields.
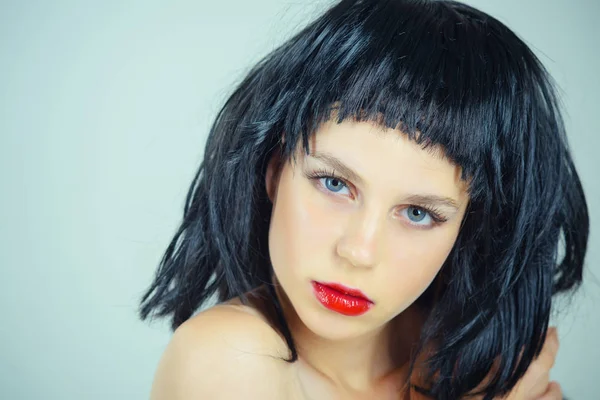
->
xmin=311 ymin=282 xmax=373 ymax=316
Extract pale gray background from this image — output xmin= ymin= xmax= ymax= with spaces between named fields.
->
xmin=1 ymin=0 xmax=598 ymax=399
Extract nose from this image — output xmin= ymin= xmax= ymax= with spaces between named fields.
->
xmin=336 ymin=208 xmax=381 ymax=269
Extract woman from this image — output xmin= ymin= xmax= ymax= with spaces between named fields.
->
xmin=139 ymin=0 xmax=588 ymax=398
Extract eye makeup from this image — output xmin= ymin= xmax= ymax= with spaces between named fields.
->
xmin=302 ymin=167 xmax=450 ymax=228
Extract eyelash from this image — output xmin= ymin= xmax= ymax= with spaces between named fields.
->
xmin=304 ymin=168 xmax=449 ymax=226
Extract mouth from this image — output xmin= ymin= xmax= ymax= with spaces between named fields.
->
xmin=311 ymin=281 xmax=374 ymax=316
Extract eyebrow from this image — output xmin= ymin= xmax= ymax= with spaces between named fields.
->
xmin=403 ymin=194 xmax=460 ymax=211
xmin=308 ymin=151 xmax=364 ymax=185
xmin=307 ymin=151 xmax=461 ymax=211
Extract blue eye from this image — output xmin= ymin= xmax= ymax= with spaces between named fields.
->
xmin=305 ymin=169 xmax=352 ymax=197
xmin=405 ymin=206 xmax=432 ymax=225
xmin=322 ymin=177 xmax=347 ymax=193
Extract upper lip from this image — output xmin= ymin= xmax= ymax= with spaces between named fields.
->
xmin=317 ymin=281 xmax=374 ymax=303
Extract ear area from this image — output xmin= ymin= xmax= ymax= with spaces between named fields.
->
xmin=265 ymin=150 xmax=283 ymax=203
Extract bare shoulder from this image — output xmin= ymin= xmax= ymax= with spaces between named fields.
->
xmin=149 ymin=303 xmax=293 ymax=400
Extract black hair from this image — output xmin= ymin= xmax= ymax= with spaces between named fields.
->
xmin=139 ymin=0 xmax=589 ymax=398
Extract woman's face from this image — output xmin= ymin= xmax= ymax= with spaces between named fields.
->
xmin=266 ymin=119 xmax=469 ymax=340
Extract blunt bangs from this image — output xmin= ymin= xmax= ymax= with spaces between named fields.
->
xmin=267 ymin=0 xmax=545 ymax=203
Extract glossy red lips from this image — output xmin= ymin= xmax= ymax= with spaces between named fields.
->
xmin=311 ymin=281 xmax=374 ymax=316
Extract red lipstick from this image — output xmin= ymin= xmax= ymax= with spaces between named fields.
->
xmin=311 ymin=281 xmax=374 ymax=316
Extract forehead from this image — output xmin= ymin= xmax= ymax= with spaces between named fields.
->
xmin=302 ymin=119 xmax=469 ymax=199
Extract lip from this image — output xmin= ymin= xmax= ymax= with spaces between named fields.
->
xmin=311 ymin=281 xmax=374 ymax=316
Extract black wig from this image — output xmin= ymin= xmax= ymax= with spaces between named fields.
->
xmin=139 ymin=0 xmax=589 ymax=398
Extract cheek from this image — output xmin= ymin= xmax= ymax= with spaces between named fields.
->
xmin=381 ymin=228 xmax=458 ymax=308
xmin=269 ymin=174 xmax=337 ymax=279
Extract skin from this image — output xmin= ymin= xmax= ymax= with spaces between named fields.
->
xmin=149 ymin=119 xmax=563 ymax=399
